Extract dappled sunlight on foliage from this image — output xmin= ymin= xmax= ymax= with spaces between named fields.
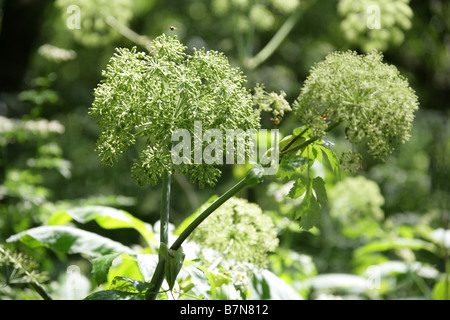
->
xmin=0 ymin=0 xmax=448 ymax=301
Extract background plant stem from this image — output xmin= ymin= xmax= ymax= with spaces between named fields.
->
xmin=244 ymin=5 xmax=306 ymax=69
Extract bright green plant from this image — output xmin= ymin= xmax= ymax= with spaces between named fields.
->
xmin=6 ymin=32 xmax=420 ymax=300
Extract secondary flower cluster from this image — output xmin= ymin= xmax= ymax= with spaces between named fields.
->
xmin=90 ymin=35 xmax=259 ymax=187
xmin=189 ymin=197 xmax=279 ymax=269
xmin=294 ymin=50 xmax=419 ymax=161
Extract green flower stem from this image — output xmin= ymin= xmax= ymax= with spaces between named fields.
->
xmin=30 ymin=282 xmax=53 ymax=301
xmin=280 ymin=121 xmax=341 ymax=159
xmin=146 ymin=171 xmax=172 ymax=300
xmin=105 ymin=15 xmax=152 ymax=50
xmin=245 ymin=1 xmax=313 ymax=69
xmin=160 ymin=172 xmax=172 ymax=245
xmin=146 ymin=175 xmax=249 ymax=300
xmin=282 ymin=125 xmax=310 ymax=153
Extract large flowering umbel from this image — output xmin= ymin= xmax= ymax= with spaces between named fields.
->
xmin=293 ymin=50 xmax=419 ymax=161
xmin=189 ymin=197 xmax=279 ymax=269
xmin=90 ymin=35 xmax=259 ymax=187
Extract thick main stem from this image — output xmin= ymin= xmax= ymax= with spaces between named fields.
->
xmin=146 ymin=174 xmax=248 ymax=300
xmin=146 ymin=171 xmax=171 ymax=300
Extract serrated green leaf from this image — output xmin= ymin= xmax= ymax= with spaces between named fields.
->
xmin=296 ymin=193 xmax=322 ymax=230
xmin=294 ymin=180 xmax=322 ymax=230
xmin=91 ymin=253 xmax=120 ymax=285
xmin=278 ymin=154 xmax=309 ymax=179
xmin=6 ymin=225 xmax=134 ymax=257
xmin=312 ymin=176 xmax=327 ymax=203
xmin=301 ymin=145 xmax=318 ymax=167
xmin=319 ymin=145 xmax=341 ymax=178
xmin=288 ymin=177 xmax=308 ymax=199
xmin=84 ymin=290 xmax=145 ymax=300
xmin=312 ymin=145 xmax=323 ymax=163
xmin=48 ymin=206 xmax=155 ymax=246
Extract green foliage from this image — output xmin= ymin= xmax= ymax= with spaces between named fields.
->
xmin=90 ymin=35 xmax=259 ymax=187
xmin=48 ymin=205 xmax=155 ymax=247
xmin=7 ymin=226 xmax=135 ymax=257
xmin=91 ymin=253 xmax=120 ymax=285
xmin=288 ymin=176 xmax=327 ymax=230
xmin=2 ymin=0 xmax=447 ymax=301
xmin=0 ymin=116 xmax=64 ymax=146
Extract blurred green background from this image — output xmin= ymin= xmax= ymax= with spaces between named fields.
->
xmin=0 ymin=0 xmax=449 ymax=299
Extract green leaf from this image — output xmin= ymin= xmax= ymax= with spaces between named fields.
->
xmin=278 ymin=154 xmax=309 ymax=179
xmin=159 ymin=243 xmax=185 ymax=290
xmin=48 ymin=206 xmax=155 ymax=246
xmin=110 ymin=276 xmax=154 ymax=293
xmin=91 ymin=253 xmax=120 ymax=285
xmin=246 ymin=166 xmax=265 ymax=186
xmin=296 ymin=192 xmax=322 ymax=230
xmin=197 ymin=265 xmax=230 ymax=300
xmin=137 ymin=254 xmax=158 ymax=282
xmin=6 ymin=225 xmax=134 ymax=257
xmin=432 ymin=279 xmax=450 ymax=300
xmin=318 ymin=145 xmax=341 ymax=177
xmin=288 ymin=177 xmax=307 ymax=199
xmin=354 ymin=238 xmax=437 ymax=258
xmin=84 ymin=290 xmax=145 ymax=300
xmin=107 ymin=253 xmax=144 ymax=284
xmin=293 ymin=127 xmax=307 ymax=136
xmin=294 ymin=180 xmax=322 ymax=230
xmin=312 ymin=176 xmax=327 ymax=203
xmin=251 ymin=270 xmax=303 ymax=300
